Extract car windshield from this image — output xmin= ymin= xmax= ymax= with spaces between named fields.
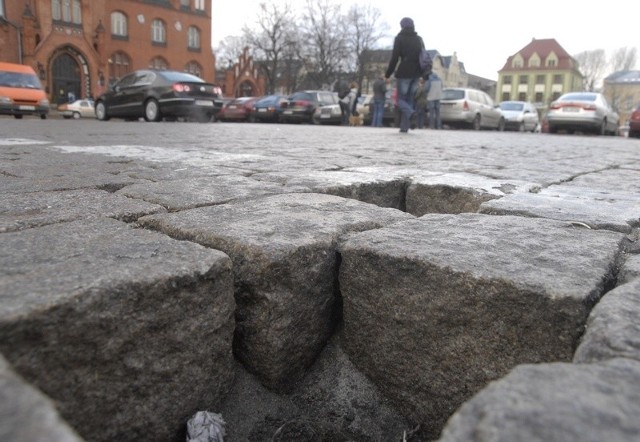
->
xmin=443 ymin=89 xmax=465 ymax=100
xmin=289 ymin=92 xmax=312 ymax=101
xmin=500 ymin=102 xmax=524 ymax=111
xmin=561 ymin=93 xmax=596 ymax=102
xmin=159 ymin=71 xmax=204 ymax=83
xmin=0 ymin=71 xmax=42 ymax=89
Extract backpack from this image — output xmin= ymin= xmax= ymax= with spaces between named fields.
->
xmin=337 ymin=81 xmax=350 ymax=99
xmin=419 ymin=38 xmax=433 ymax=73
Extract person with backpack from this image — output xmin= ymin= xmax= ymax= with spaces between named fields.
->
xmin=385 ymin=17 xmax=428 ymax=133
xmin=335 ymin=79 xmax=351 ymax=125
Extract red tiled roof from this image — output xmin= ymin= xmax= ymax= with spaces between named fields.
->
xmin=499 ymin=38 xmax=576 ymax=73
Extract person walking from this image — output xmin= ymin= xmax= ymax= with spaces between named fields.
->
xmin=385 ymin=17 xmax=426 ymax=133
xmin=371 ymin=74 xmax=387 ymax=127
xmin=342 ymin=82 xmax=359 ymax=125
xmin=334 ymin=78 xmax=351 ymax=125
xmin=414 ymin=78 xmax=428 ymax=129
xmin=426 ymin=71 xmax=444 ymax=129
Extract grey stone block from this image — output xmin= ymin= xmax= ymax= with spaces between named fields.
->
xmin=574 ymin=279 xmax=640 ymax=363
xmin=439 ymin=358 xmax=640 ymax=442
xmin=0 ymin=189 xmax=166 ymax=233
xmin=0 ymin=354 xmax=84 ymax=442
xmin=0 ymin=218 xmax=235 ymax=442
xmin=138 ymin=193 xmax=414 ymax=391
xmin=338 ymin=214 xmax=624 ymax=438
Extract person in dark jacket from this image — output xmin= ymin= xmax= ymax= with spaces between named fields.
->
xmin=385 ymin=17 xmax=425 ymax=133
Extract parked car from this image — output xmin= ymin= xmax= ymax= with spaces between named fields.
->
xmin=628 ymin=103 xmax=640 ymax=138
xmin=313 ymin=101 xmax=342 ymax=125
xmin=94 ymin=69 xmax=223 ymax=122
xmin=280 ymin=90 xmax=338 ymax=124
xmin=546 ymin=92 xmax=619 ymax=135
xmin=218 ymin=96 xmax=259 ymax=122
xmin=0 ymin=61 xmax=49 ymax=119
xmin=440 ymin=88 xmax=505 ymax=130
xmin=250 ymin=94 xmax=288 ymax=123
xmin=58 ymin=99 xmax=95 ymax=119
xmin=498 ymin=101 xmax=539 ymax=132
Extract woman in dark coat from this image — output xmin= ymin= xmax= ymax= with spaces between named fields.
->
xmin=385 ymin=17 xmax=425 ymax=133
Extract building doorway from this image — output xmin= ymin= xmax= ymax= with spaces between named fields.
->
xmin=51 ymin=52 xmax=82 ymax=105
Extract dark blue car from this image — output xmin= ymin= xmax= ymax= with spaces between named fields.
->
xmin=249 ymin=94 xmax=288 ymax=123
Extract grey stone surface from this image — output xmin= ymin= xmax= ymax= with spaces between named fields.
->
xmin=618 ymin=253 xmax=640 ymax=284
xmin=480 ymin=184 xmax=640 ymax=233
xmin=118 ymin=175 xmax=304 ymax=211
xmin=338 ymin=213 xmax=624 ymax=438
xmin=405 ymin=172 xmax=538 ymax=216
xmin=0 ymin=188 xmax=166 ymax=232
xmin=0 ymin=355 xmax=84 ymax=442
xmin=438 ymin=358 xmax=640 ymax=442
xmin=574 ymin=279 xmax=640 ymax=363
xmin=0 ymin=218 xmax=236 ymax=442
xmin=138 ymin=193 xmax=414 ymax=391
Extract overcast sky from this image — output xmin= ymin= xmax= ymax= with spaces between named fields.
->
xmin=211 ymin=0 xmax=637 ymax=80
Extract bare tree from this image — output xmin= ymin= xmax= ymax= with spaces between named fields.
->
xmin=298 ymin=0 xmax=349 ymax=89
xmin=574 ymin=49 xmax=607 ymax=91
xmin=214 ymin=35 xmax=250 ymax=70
xmin=609 ymin=47 xmax=638 ymax=73
xmin=345 ymin=3 xmax=389 ymax=90
xmin=242 ymin=2 xmax=298 ymax=94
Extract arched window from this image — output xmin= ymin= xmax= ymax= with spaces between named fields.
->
xmin=111 ymin=11 xmax=127 ymax=37
xmin=185 ymin=61 xmax=202 ymax=77
xmin=108 ymin=51 xmax=131 ymax=83
xmin=151 ymin=19 xmax=166 ymax=44
xmin=188 ymin=26 xmax=200 ymax=49
xmin=149 ymin=57 xmax=169 ymax=70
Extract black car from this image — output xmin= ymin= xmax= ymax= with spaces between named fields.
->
xmin=94 ymin=70 xmax=223 ymax=122
xmin=280 ymin=90 xmax=339 ymax=124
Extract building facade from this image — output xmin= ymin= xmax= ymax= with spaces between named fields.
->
xmin=497 ymin=38 xmax=584 ymax=109
xmin=0 ymin=0 xmax=215 ymax=104
xmin=602 ymin=70 xmax=640 ymax=126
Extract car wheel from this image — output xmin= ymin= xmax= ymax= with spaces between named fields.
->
xmin=629 ymin=130 xmax=640 ymax=139
xmin=73 ymin=112 xmax=81 ymax=119
xmin=518 ymin=122 xmax=525 ymax=132
xmin=471 ymin=115 xmax=481 ymax=130
xmin=63 ymin=115 xmax=71 ymax=119
xmin=144 ymin=99 xmax=161 ymax=122
xmin=497 ymin=118 xmax=505 ymax=132
xmin=40 ymin=114 xmax=47 ymax=120
xmin=548 ymin=124 xmax=557 ymax=134
xmin=597 ymin=120 xmax=606 ymax=135
xmin=95 ymin=101 xmax=110 ymax=121
xmin=14 ymin=114 xmax=23 ymax=119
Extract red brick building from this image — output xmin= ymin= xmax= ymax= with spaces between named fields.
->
xmin=0 ymin=0 xmax=215 ymax=104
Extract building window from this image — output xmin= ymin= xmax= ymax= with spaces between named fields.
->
xmin=547 ymin=59 xmax=557 ymax=67
xmin=185 ymin=61 xmax=203 ymax=77
xmin=502 ymin=75 xmax=512 ymax=85
xmin=111 ymin=12 xmax=128 ymax=37
xmin=553 ymin=74 xmax=563 ymax=84
xmin=52 ymin=0 xmax=81 ymax=24
xmin=535 ymin=75 xmax=545 ymax=84
xmin=151 ymin=19 xmax=166 ymax=44
xmin=535 ymin=92 xmax=544 ymax=102
xmin=149 ymin=57 xmax=169 ymax=70
xmin=0 ymin=1 xmax=4 ymax=18
xmin=188 ymin=26 xmax=201 ymax=50
xmin=552 ymin=91 xmax=561 ymax=101
xmin=518 ymin=92 xmax=527 ymax=101
xmin=501 ymin=92 xmax=510 ymax=101
xmin=180 ymin=0 xmax=190 ymax=9
xmin=195 ymin=0 xmax=205 ymax=10
xmin=519 ymin=75 xmax=528 ymax=85
xmin=109 ymin=51 xmax=132 ymax=83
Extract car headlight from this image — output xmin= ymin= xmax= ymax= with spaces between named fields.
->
xmin=331 ymin=107 xmax=341 ymax=116
xmin=39 ymin=98 xmax=50 ymax=106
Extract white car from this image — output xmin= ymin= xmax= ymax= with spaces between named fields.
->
xmin=546 ymin=92 xmax=619 ymax=135
xmin=499 ymin=101 xmax=539 ymax=132
xmin=440 ymin=88 xmax=505 ymax=131
xmin=58 ymin=99 xmax=95 ymax=119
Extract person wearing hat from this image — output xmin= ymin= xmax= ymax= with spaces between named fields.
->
xmin=385 ymin=17 xmax=426 ymax=133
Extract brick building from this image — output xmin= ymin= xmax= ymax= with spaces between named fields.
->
xmin=0 ymin=0 xmax=215 ymax=104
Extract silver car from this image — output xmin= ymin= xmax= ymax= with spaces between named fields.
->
xmin=441 ymin=88 xmax=505 ymax=131
xmin=546 ymin=92 xmax=619 ymax=135
xmin=499 ymin=101 xmax=540 ymax=132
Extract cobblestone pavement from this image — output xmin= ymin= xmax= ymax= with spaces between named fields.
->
xmin=1 ymin=118 xmax=640 ymax=441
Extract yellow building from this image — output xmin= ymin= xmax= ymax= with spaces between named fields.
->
xmin=497 ymin=38 xmax=583 ymax=110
